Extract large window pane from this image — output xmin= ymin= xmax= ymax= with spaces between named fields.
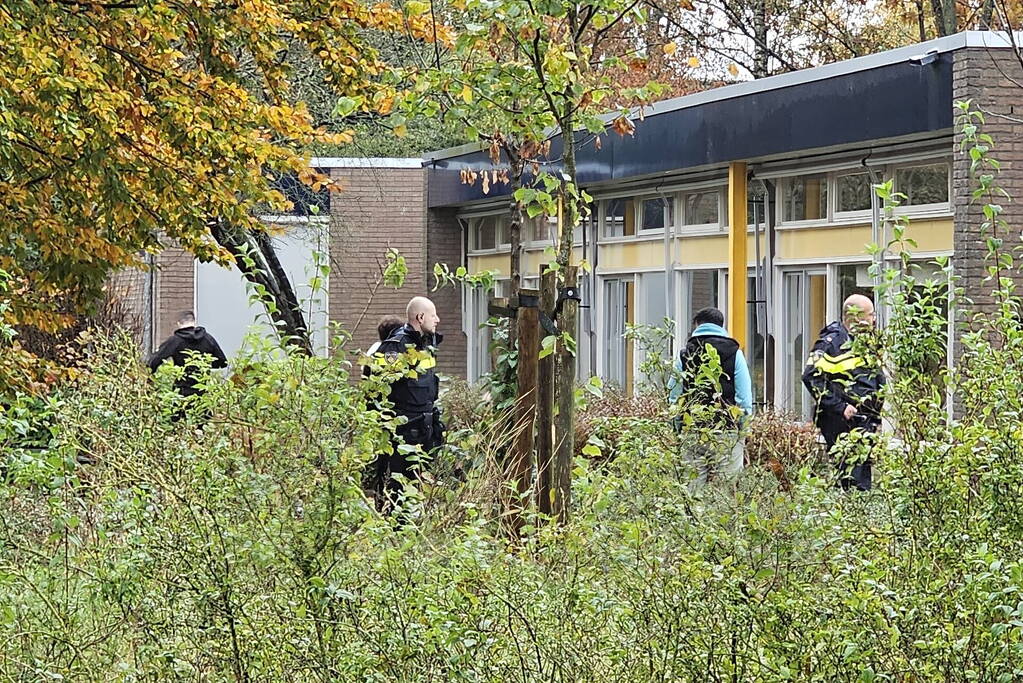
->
xmin=782 ymin=175 xmax=828 ymax=222
xmin=641 ymin=197 xmax=672 ymax=231
xmin=837 ymin=263 xmax=874 ymax=307
xmin=896 ymin=164 xmax=949 ymax=206
xmin=604 ymin=198 xmax=635 ymax=238
xmin=836 ymin=172 xmax=872 ymax=213
xmin=681 ymin=269 xmax=719 ymax=339
xmin=474 ymin=216 xmax=497 ymax=250
xmin=685 ymin=191 xmax=719 ymax=225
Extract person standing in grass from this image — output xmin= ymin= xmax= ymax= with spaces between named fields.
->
xmin=668 ymin=306 xmax=753 ymax=491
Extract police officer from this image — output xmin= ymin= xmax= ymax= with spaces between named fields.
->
xmin=802 ymin=294 xmax=885 ymax=491
xmin=372 ymin=296 xmax=445 ymax=510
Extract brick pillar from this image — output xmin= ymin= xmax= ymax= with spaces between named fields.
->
xmin=952 ymin=48 xmax=1023 ymax=350
xmin=428 ymin=207 xmax=467 ymax=377
xmin=154 ymin=246 xmax=195 ymax=344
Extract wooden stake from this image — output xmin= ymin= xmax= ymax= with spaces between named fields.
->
xmin=504 ymin=290 xmax=539 ymax=534
xmin=553 ymin=264 xmax=579 ymax=524
xmin=536 ymin=269 xmax=557 ymax=517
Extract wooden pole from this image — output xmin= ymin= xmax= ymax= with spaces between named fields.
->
xmin=504 ymin=289 xmax=540 ymax=534
xmin=553 ymin=264 xmax=579 ymax=524
xmin=536 ymin=269 xmax=557 ymax=517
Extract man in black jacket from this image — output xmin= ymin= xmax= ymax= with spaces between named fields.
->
xmin=148 ymin=311 xmax=228 ymax=419
xmin=802 ymin=294 xmax=885 ymax=491
xmin=369 ymin=296 xmax=445 ymax=511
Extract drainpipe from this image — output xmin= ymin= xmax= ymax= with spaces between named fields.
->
xmin=863 ymin=156 xmax=886 ymax=329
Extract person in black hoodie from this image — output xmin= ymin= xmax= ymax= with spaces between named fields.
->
xmin=148 ymin=311 xmax=228 ymax=420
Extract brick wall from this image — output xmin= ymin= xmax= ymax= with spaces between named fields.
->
xmin=427 ymin=207 xmax=467 ymax=376
xmin=154 ymin=245 xmax=195 ymax=344
xmin=328 ymin=164 xmax=441 ymax=359
xmin=952 ymin=48 xmax=1023 ymax=347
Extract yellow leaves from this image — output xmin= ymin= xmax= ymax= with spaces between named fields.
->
xmin=662 ymin=42 xmax=678 ymax=56
xmin=728 ymin=63 xmax=740 ymax=77
xmin=405 ymin=0 xmax=430 ymax=15
xmin=460 ymin=83 xmax=474 ymax=104
xmin=394 ymin=123 xmax=408 ymax=137
xmin=688 ymin=56 xmax=701 ymax=68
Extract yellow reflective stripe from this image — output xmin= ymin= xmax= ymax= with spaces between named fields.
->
xmin=814 ymin=351 xmax=864 ymax=374
xmin=418 ymin=356 xmax=437 ymax=370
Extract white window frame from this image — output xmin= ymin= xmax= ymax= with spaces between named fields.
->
xmin=776 ymin=174 xmax=831 ymax=227
xmin=681 ymin=186 xmax=725 ymax=233
xmin=832 ymin=169 xmax=876 ymax=221
xmin=891 ymin=160 xmax=952 ymax=216
xmin=637 ymin=194 xmax=675 ymax=235
xmin=465 ymin=212 xmax=507 ymax=254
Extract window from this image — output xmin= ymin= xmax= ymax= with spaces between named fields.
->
xmin=836 ymin=263 xmax=875 ymax=316
xmin=527 ymin=215 xmax=554 ymax=243
xmin=603 ymin=198 xmax=636 ymax=238
xmin=836 ymin=172 xmax=873 ymax=213
xmin=641 ymin=197 xmax=673 ymax=232
xmin=781 ymin=174 xmax=828 ymax=222
xmin=684 ymin=190 xmax=719 ymax=226
xmin=896 ymin=163 xmax=949 ymax=206
xmin=747 ymin=181 xmax=770 ymax=226
xmin=473 ymin=216 xmax=498 ymax=250
xmin=681 ymin=269 xmax=720 ymax=339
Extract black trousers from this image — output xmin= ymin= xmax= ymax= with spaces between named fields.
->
xmin=823 ymin=427 xmax=875 ymax=491
xmin=374 ymin=411 xmax=443 ymax=512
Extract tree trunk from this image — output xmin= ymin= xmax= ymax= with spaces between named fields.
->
xmin=915 ymin=0 xmax=928 ymax=41
xmin=930 ymin=0 xmax=956 ymax=36
xmin=507 ymin=153 xmax=526 ymax=355
xmin=752 ymin=0 xmax=769 ymax=79
xmin=209 ymin=220 xmax=313 ymax=355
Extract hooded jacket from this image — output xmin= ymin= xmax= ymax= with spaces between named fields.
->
xmin=668 ymin=322 xmax=754 ymax=424
xmin=148 ymin=326 xmax=228 ymax=396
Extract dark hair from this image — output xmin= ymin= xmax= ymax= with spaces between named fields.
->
xmin=176 ymin=310 xmax=196 ymax=326
xmin=693 ymin=306 xmax=724 ymax=328
xmin=377 ymin=315 xmax=404 ymax=341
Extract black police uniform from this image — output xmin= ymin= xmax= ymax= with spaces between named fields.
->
xmin=372 ymin=323 xmax=445 ymax=507
xmin=801 ymin=321 xmax=885 ymax=490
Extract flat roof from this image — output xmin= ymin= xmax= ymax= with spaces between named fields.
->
xmin=424 ymin=31 xmax=1020 ymax=208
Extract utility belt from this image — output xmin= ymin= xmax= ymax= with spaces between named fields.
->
xmin=394 ymin=408 xmax=445 ymax=449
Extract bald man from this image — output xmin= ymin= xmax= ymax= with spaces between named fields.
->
xmin=370 ymin=296 xmax=445 ymax=511
xmin=801 ymin=294 xmax=885 ymax=491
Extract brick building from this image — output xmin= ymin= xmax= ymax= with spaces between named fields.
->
xmin=131 ymin=31 xmax=1023 ymax=416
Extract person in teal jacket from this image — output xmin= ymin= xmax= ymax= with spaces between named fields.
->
xmin=668 ymin=307 xmax=753 ymax=490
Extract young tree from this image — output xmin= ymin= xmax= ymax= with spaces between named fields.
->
xmin=416 ymin=0 xmax=663 ymax=522
xmin=0 ymin=0 xmax=448 ymax=352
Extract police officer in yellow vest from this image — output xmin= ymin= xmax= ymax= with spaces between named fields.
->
xmin=372 ymin=296 xmax=445 ymax=509
xmin=802 ymin=294 xmax=885 ymax=491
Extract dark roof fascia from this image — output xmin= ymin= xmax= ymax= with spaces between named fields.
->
xmin=422 ymin=32 xmax=1008 ymax=208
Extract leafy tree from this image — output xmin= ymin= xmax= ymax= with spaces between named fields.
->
xmin=0 ymin=0 xmax=448 ymax=352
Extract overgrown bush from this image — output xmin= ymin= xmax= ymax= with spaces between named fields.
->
xmin=6 ymin=106 xmax=1023 ymax=680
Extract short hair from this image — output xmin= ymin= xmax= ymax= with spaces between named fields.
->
xmin=693 ymin=306 xmax=724 ymax=327
xmin=377 ymin=315 xmax=403 ymax=341
xmin=176 ymin=310 xmax=196 ymax=326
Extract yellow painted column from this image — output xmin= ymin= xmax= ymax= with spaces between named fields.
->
xmin=727 ymin=162 xmax=748 ymax=351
